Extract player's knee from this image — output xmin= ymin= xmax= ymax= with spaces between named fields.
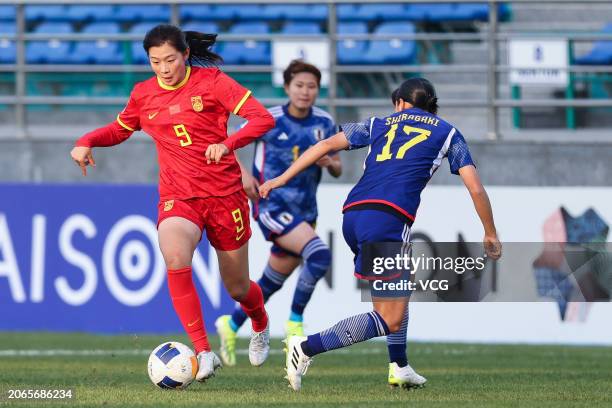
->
xmin=227 ymin=282 xmax=250 ymax=301
xmin=162 ymin=249 xmax=191 ymax=270
xmin=302 ymin=238 xmax=332 ymax=279
xmin=377 ymin=310 xmax=403 ymax=333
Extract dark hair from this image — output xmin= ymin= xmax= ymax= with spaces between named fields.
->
xmin=283 ymin=60 xmax=322 ymax=87
xmin=143 ymin=24 xmax=223 ymax=66
xmin=391 ymin=88 xmax=400 ymax=105
xmin=394 ymin=78 xmax=439 ymax=115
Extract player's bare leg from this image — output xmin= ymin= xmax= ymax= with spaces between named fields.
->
xmin=216 ymin=244 xmax=270 ymax=366
xmin=217 ymin=253 xmax=299 ymax=366
xmin=158 ymin=217 xmax=221 ymax=381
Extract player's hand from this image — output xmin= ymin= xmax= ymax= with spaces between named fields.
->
xmin=258 ymin=177 xmax=285 ymax=199
xmin=483 ymin=235 xmax=502 ymax=260
xmin=205 ymin=143 xmax=229 ymax=164
xmin=315 ymin=155 xmax=333 ymax=168
xmin=70 ymin=146 xmax=96 ymax=176
xmin=242 ymin=171 xmax=260 ymax=201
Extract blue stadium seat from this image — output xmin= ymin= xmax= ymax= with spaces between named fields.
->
xmin=182 ymin=21 xmax=219 ymax=34
xmin=338 ymin=4 xmax=361 ymax=21
xmin=403 ymin=4 xmax=431 ymax=21
xmin=211 ymin=5 xmax=263 ymax=21
xmin=0 ymin=22 xmax=15 ymax=64
xmin=360 ymin=22 xmax=416 ymax=65
xmin=421 ymin=4 xmax=457 ymax=22
xmin=26 ymin=22 xmax=73 ymax=64
xmin=575 ymin=23 xmax=612 ymax=65
xmin=452 ymin=3 xmax=490 ymax=21
xmin=262 ymin=5 xmax=327 ymax=21
xmin=115 ymin=5 xmax=170 ymax=22
xmin=337 ymin=22 xmax=368 ymax=65
xmin=282 ymin=22 xmax=322 ymax=35
xmin=25 ymin=5 xmax=67 ymax=22
xmin=65 ymin=5 xmax=115 ymax=22
xmin=180 ymin=5 xmax=214 ymax=22
xmin=130 ymin=22 xmax=164 ymax=64
xmin=220 ymin=22 xmax=270 ymax=65
xmin=0 ymin=5 xmax=15 ymax=20
xmin=69 ymin=23 xmax=122 ymax=65
xmin=354 ymin=4 xmax=411 ymax=21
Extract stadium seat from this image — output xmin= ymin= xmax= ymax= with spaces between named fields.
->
xmin=130 ymin=22 xmax=165 ymax=64
xmin=281 ymin=22 xmax=322 ymax=35
xmin=69 ymin=23 xmax=123 ymax=65
xmin=354 ymin=4 xmax=411 ymax=21
xmin=25 ymin=5 xmax=67 ymax=22
xmin=211 ymin=5 xmax=263 ymax=21
xmin=182 ymin=21 xmax=219 ymax=34
xmin=180 ymin=5 xmax=215 ymax=22
xmin=337 ymin=4 xmax=361 ymax=21
xmin=262 ymin=5 xmax=327 ymax=21
xmin=575 ymin=23 xmax=612 ymax=65
xmin=360 ymin=22 xmax=417 ymax=65
xmin=453 ymin=3 xmax=490 ymax=21
xmin=115 ymin=5 xmax=171 ymax=22
xmin=0 ymin=22 xmax=15 ymax=64
xmin=220 ymin=22 xmax=270 ymax=65
xmin=65 ymin=5 xmax=115 ymax=22
xmin=337 ymin=22 xmax=368 ymax=65
xmin=0 ymin=5 xmax=15 ymax=20
xmin=26 ymin=22 xmax=73 ymax=64
xmin=403 ymin=4 xmax=431 ymax=21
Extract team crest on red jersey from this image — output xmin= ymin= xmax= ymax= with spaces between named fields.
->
xmin=163 ymin=200 xmax=174 ymax=212
xmin=191 ymin=96 xmax=203 ymax=112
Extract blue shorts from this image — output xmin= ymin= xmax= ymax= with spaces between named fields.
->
xmin=256 ymin=207 xmax=314 ymax=257
xmin=342 ymin=209 xmax=412 ymax=279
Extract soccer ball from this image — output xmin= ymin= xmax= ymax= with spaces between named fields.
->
xmin=148 ymin=342 xmax=197 ymax=389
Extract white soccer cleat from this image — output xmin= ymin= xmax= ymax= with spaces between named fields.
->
xmin=284 ymin=335 xmax=312 ymax=391
xmin=248 ymin=322 xmax=270 ymax=367
xmin=195 ymin=351 xmax=222 ymax=382
xmin=388 ymin=362 xmax=427 ymax=389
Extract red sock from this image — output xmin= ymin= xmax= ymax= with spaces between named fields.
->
xmin=167 ymin=267 xmax=210 ymax=354
xmin=240 ymin=281 xmax=269 ymax=332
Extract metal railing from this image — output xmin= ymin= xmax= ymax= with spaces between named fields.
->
xmin=1 ymin=0 xmax=612 ymax=140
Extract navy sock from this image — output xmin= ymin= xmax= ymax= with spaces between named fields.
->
xmin=291 ymin=237 xmax=331 ymax=316
xmin=386 ymin=304 xmax=409 ymax=367
xmin=301 ymin=311 xmax=390 ymax=357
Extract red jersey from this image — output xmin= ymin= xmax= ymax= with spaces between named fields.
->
xmin=77 ymin=66 xmax=274 ymax=201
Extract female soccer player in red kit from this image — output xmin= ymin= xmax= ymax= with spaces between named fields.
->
xmin=70 ymin=25 xmax=274 ymax=381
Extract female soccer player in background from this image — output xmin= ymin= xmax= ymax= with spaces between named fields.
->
xmin=215 ymin=60 xmax=342 ymax=367
xmin=259 ymin=78 xmax=502 ymax=391
xmin=70 ymin=25 xmax=274 ymax=381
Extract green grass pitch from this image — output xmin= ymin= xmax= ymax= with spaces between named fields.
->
xmin=0 ymin=332 xmax=610 ymax=407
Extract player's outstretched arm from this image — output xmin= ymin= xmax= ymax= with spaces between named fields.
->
xmin=259 ymin=131 xmax=349 ymax=198
xmin=458 ymin=165 xmax=502 ymax=260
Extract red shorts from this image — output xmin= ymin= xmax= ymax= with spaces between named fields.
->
xmin=157 ymin=189 xmax=252 ymax=251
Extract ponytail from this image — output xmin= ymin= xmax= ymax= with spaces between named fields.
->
xmin=184 ymin=31 xmax=223 ymax=66
xmin=143 ymin=24 xmax=223 ymax=67
xmin=393 ymin=77 xmax=439 ymax=115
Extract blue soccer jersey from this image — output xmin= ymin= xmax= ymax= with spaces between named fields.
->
xmin=342 ymin=107 xmax=474 ymax=223
xmin=253 ymin=104 xmax=337 ymax=222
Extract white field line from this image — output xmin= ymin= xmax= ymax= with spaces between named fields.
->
xmin=0 ymin=347 xmax=481 ymax=357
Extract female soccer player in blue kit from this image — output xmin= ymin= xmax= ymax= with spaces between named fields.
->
xmin=215 ymin=60 xmax=342 ymax=366
xmin=260 ymin=78 xmax=502 ymax=391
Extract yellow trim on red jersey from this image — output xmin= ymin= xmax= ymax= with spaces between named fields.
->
xmin=116 ymin=115 xmax=135 ymax=132
xmin=157 ymin=66 xmax=192 ymax=91
xmin=232 ymin=90 xmax=252 ymax=115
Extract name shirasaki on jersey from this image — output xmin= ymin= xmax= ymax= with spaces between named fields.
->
xmin=385 ymin=114 xmax=440 ymax=127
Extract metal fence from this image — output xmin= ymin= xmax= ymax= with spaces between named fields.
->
xmin=1 ymin=0 xmax=612 ymax=140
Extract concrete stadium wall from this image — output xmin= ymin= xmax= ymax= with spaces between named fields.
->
xmin=1 ymin=138 xmax=610 ymax=187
